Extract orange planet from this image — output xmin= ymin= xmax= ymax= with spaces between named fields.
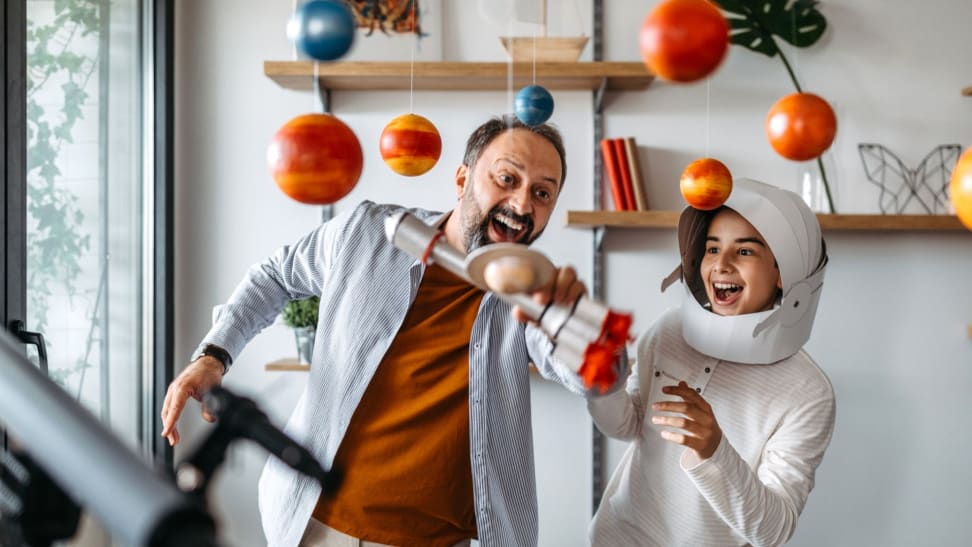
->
xmin=379 ymin=113 xmax=442 ymax=177
xmin=680 ymin=157 xmax=733 ymax=210
xmin=267 ymin=113 xmax=363 ymax=205
xmin=765 ymin=92 xmax=837 ymax=162
xmin=639 ymin=0 xmax=729 ymax=83
xmin=950 ymin=146 xmax=972 ymax=230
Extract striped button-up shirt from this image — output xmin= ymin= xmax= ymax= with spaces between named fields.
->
xmin=196 ymin=201 xmax=615 ymax=547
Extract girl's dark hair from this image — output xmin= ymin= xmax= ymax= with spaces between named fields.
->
xmin=462 ymin=115 xmax=567 ymax=186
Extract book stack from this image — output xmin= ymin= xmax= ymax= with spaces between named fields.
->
xmin=600 ymin=137 xmax=649 ymax=211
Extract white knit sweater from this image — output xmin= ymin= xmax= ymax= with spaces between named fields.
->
xmin=588 ymin=308 xmax=836 ymax=547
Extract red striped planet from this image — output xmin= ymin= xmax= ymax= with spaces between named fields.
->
xmin=379 ymin=113 xmax=442 ymax=177
xmin=267 ymin=113 xmax=363 ymax=205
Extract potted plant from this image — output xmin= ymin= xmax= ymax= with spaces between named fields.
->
xmin=282 ymin=296 xmax=320 ymax=364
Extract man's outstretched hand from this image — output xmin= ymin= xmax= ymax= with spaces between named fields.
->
xmin=513 ymin=265 xmax=586 ymax=324
xmin=160 ymin=356 xmax=224 ymax=446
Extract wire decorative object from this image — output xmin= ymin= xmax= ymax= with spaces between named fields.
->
xmin=859 ymin=143 xmax=962 ymax=214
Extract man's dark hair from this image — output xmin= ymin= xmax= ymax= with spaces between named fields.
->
xmin=462 ymin=115 xmax=567 ymax=185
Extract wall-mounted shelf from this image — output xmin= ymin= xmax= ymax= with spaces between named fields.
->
xmin=566 ymin=210 xmax=970 ymax=232
xmin=963 ymin=84 xmax=972 ymax=96
xmin=263 ymin=61 xmax=653 ymax=92
xmin=265 ymin=357 xmax=310 ymax=372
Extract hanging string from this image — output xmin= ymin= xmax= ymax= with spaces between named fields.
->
xmin=532 ymin=0 xmax=540 ymax=84
xmin=313 ymin=61 xmax=320 ymax=112
xmin=291 ymin=0 xmax=299 ymax=61
xmin=705 ymin=80 xmax=711 ymax=157
xmin=507 ymin=16 xmax=514 ymax=120
xmin=791 ymin=6 xmax=800 ymax=89
xmin=570 ymin=0 xmax=584 ymax=37
xmin=409 ymin=1 xmax=416 ymax=113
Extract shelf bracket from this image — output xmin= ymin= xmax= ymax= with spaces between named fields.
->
xmin=311 ymin=67 xmax=333 ymax=223
xmin=313 ymin=78 xmax=332 ymax=114
xmin=593 ymin=78 xmax=608 ymax=115
xmin=310 ymin=62 xmax=332 ymax=113
xmin=593 ymin=225 xmax=606 ymax=254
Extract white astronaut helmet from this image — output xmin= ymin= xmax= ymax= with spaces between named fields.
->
xmin=661 ymin=177 xmax=829 ymax=364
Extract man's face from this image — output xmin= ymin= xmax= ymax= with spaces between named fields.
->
xmin=455 ymin=129 xmax=562 ymax=253
xmin=699 ymin=208 xmax=782 ymax=316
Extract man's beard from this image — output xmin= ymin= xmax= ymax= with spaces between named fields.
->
xmin=461 ymin=201 xmax=542 ymax=253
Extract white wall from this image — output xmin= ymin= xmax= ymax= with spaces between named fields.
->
xmin=174 ymin=1 xmax=972 ymax=546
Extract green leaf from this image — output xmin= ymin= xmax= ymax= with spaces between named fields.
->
xmin=713 ymin=0 xmax=827 ymax=58
xmin=282 ymin=297 xmax=321 ymax=328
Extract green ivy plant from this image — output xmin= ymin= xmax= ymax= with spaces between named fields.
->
xmin=713 ymin=0 xmax=836 ymax=213
xmin=282 ymin=297 xmax=321 ymax=329
xmin=26 ymin=0 xmax=101 ymax=386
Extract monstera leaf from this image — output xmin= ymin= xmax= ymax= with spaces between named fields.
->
xmin=713 ymin=0 xmax=827 ymax=57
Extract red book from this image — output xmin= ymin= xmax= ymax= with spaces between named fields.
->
xmin=612 ymin=138 xmax=637 ymax=211
xmin=600 ymin=138 xmax=629 ymax=210
xmin=624 ymin=137 xmax=649 ymax=210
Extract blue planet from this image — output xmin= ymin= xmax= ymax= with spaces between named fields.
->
xmin=514 ymin=85 xmax=555 ymax=126
xmin=289 ymin=0 xmax=356 ymax=62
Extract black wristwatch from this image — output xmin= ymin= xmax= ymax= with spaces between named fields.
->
xmin=199 ymin=344 xmax=232 ymax=374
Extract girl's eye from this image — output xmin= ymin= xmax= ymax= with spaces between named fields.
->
xmin=739 ymin=248 xmax=753 ymax=256
xmin=705 ymin=246 xmax=719 ymax=254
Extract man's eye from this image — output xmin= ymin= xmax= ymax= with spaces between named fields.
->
xmin=497 ymin=173 xmax=514 ymax=185
xmin=739 ymin=248 xmax=753 ymax=256
xmin=534 ymin=188 xmax=552 ymax=202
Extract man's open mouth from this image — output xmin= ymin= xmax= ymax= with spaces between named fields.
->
xmin=489 ymin=210 xmax=531 ymax=243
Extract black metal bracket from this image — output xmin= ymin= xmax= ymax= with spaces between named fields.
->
xmin=8 ymin=321 xmax=48 ymax=375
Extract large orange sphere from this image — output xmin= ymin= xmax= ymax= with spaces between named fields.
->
xmin=765 ymin=92 xmax=837 ymax=162
xmin=680 ymin=157 xmax=732 ymax=210
xmin=950 ymin=146 xmax=972 ymax=231
xmin=267 ymin=113 xmax=363 ymax=204
xmin=379 ymin=113 xmax=442 ymax=176
xmin=639 ymin=0 xmax=729 ymax=83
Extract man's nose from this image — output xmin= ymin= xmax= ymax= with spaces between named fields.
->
xmin=508 ymin=185 xmax=533 ymax=215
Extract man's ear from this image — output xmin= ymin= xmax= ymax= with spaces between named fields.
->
xmin=455 ymin=164 xmax=469 ymax=200
xmin=777 ymin=274 xmax=783 ymax=290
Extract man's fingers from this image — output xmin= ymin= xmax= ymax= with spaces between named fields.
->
xmin=160 ymin=388 xmax=191 ymax=437
xmin=201 ymin=405 xmax=216 ymax=423
xmin=552 ymin=266 xmax=586 ymax=303
xmin=512 ymin=305 xmax=532 ymax=324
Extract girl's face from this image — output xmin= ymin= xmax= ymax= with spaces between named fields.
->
xmin=700 ymin=208 xmax=782 ymax=316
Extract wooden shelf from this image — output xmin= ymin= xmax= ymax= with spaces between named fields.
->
xmin=963 ymin=84 xmax=972 ymax=96
xmin=566 ymin=210 xmax=970 ymax=232
xmin=265 ymin=357 xmax=310 ymax=372
xmin=263 ymin=61 xmax=653 ymax=92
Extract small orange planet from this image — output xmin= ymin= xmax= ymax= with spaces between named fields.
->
xmin=379 ymin=113 xmax=442 ymax=177
xmin=680 ymin=157 xmax=732 ymax=210
xmin=950 ymin=146 xmax=972 ymax=231
xmin=765 ymin=92 xmax=837 ymax=162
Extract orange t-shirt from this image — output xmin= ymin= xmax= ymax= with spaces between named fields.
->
xmin=312 ymin=264 xmax=484 ymax=547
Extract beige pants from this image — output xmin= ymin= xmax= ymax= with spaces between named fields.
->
xmin=300 ymin=518 xmax=473 ymax=547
